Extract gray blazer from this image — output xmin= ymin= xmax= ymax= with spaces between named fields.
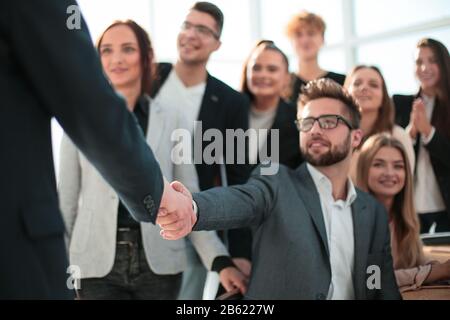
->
xmin=193 ymin=163 xmax=401 ymax=300
xmin=59 ymin=98 xmax=228 ymax=279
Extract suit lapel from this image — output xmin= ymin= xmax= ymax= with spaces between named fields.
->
xmin=351 ymin=194 xmax=372 ymax=299
xmin=146 ymin=100 xmax=165 ymax=152
xmin=197 ymin=74 xmax=219 ymax=124
xmin=293 ymin=164 xmax=330 ymax=257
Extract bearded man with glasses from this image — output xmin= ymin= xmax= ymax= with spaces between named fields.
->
xmin=158 ymin=79 xmax=402 ymax=300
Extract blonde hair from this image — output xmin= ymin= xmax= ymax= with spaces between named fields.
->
xmin=285 ymin=10 xmax=326 ymax=38
xmin=356 ymin=133 xmax=424 ymax=269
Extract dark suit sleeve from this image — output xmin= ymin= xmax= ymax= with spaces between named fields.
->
xmin=10 ymin=1 xmax=163 ymax=222
xmin=376 ymin=203 xmax=402 ymax=300
xmin=393 ymin=95 xmax=414 ymax=129
xmin=425 ymin=130 xmax=450 ymax=169
xmin=193 ymin=167 xmax=277 ymax=232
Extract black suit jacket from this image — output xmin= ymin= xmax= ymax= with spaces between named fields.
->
xmin=393 ymin=94 xmax=450 ymax=217
xmin=153 ymin=63 xmax=252 ymax=190
xmin=0 ymin=1 xmax=164 ymax=298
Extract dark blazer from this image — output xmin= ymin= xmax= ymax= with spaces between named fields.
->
xmin=228 ymin=98 xmax=303 ymax=259
xmin=193 ymin=164 xmax=401 ymax=299
xmin=0 ymin=1 xmax=164 ymax=298
xmin=152 ymin=63 xmax=252 ymax=190
xmin=393 ymin=94 xmax=450 ymax=217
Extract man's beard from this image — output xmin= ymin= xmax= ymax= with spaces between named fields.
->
xmin=301 ymin=133 xmax=351 ymax=167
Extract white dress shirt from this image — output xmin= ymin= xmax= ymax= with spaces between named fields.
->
xmin=307 ymin=164 xmax=357 ymax=300
xmin=406 ymin=95 xmax=446 ymax=214
xmin=153 ymin=68 xmax=206 ymax=135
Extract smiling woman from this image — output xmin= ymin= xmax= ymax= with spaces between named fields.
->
xmin=97 ymin=20 xmax=154 ymax=108
xmin=356 ymin=133 xmax=450 ymax=292
xmin=345 ymin=65 xmax=416 ymax=182
xmin=393 ymin=39 xmax=450 ymax=234
xmin=57 ymin=20 xmax=191 ymax=300
xmin=240 ymin=40 xmax=302 ymax=170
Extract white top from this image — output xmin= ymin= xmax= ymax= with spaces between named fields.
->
xmin=248 ymin=106 xmax=277 ymax=164
xmin=307 ymin=164 xmax=357 ymax=300
xmin=392 ymin=125 xmax=416 ymax=171
xmin=406 ymin=95 xmax=446 ymax=214
xmin=153 ymin=68 xmax=206 ymax=135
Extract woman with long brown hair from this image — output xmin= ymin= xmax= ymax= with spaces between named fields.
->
xmin=356 ymin=133 xmax=450 ymax=291
xmin=219 ymin=40 xmax=303 ymax=293
xmin=393 ymin=38 xmax=450 ymax=233
xmin=345 ymin=65 xmax=415 ymax=180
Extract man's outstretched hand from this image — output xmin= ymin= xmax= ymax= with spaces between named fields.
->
xmin=156 ymin=180 xmax=196 ymax=240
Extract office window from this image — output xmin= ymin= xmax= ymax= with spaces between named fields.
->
xmin=357 ymin=26 xmax=450 ymax=94
xmin=77 ymin=0 xmax=152 ymax=41
xmin=319 ymin=49 xmax=347 ymax=75
xmin=51 ymin=0 xmax=450 ymax=177
xmin=354 ymin=0 xmax=450 ymax=36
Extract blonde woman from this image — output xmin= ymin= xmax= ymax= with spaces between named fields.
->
xmin=356 ymin=133 xmax=450 ymax=292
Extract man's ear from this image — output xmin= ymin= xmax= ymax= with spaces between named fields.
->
xmin=319 ymin=34 xmax=325 ymax=48
xmin=351 ymin=129 xmax=364 ymax=150
xmin=213 ymin=40 xmax=222 ymax=52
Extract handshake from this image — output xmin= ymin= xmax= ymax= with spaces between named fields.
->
xmin=156 ymin=180 xmax=195 ymax=240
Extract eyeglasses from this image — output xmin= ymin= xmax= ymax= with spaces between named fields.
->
xmin=180 ymin=21 xmax=220 ymax=40
xmin=295 ymin=114 xmax=353 ymax=132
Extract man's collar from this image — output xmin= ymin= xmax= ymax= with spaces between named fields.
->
xmin=306 ymin=163 xmax=357 ymax=206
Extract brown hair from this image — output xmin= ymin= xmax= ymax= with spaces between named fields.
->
xmin=417 ymin=38 xmax=450 ymax=139
xmin=298 ymin=78 xmax=361 ymax=129
xmin=191 ymin=2 xmax=224 ymax=38
xmin=285 ymin=10 xmax=326 ymax=38
xmin=240 ymin=40 xmax=289 ymax=102
xmin=96 ymin=20 xmax=154 ymax=95
xmin=344 ymin=65 xmax=394 ymax=138
xmin=356 ymin=133 xmax=424 ymax=269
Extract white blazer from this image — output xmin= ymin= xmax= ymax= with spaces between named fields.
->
xmin=58 ymin=97 xmax=228 ymax=279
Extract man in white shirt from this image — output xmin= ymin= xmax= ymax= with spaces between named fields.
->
xmin=158 ymin=79 xmax=401 ymax=299
xmin=151 ymin=2 xmax=251 ymax=299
